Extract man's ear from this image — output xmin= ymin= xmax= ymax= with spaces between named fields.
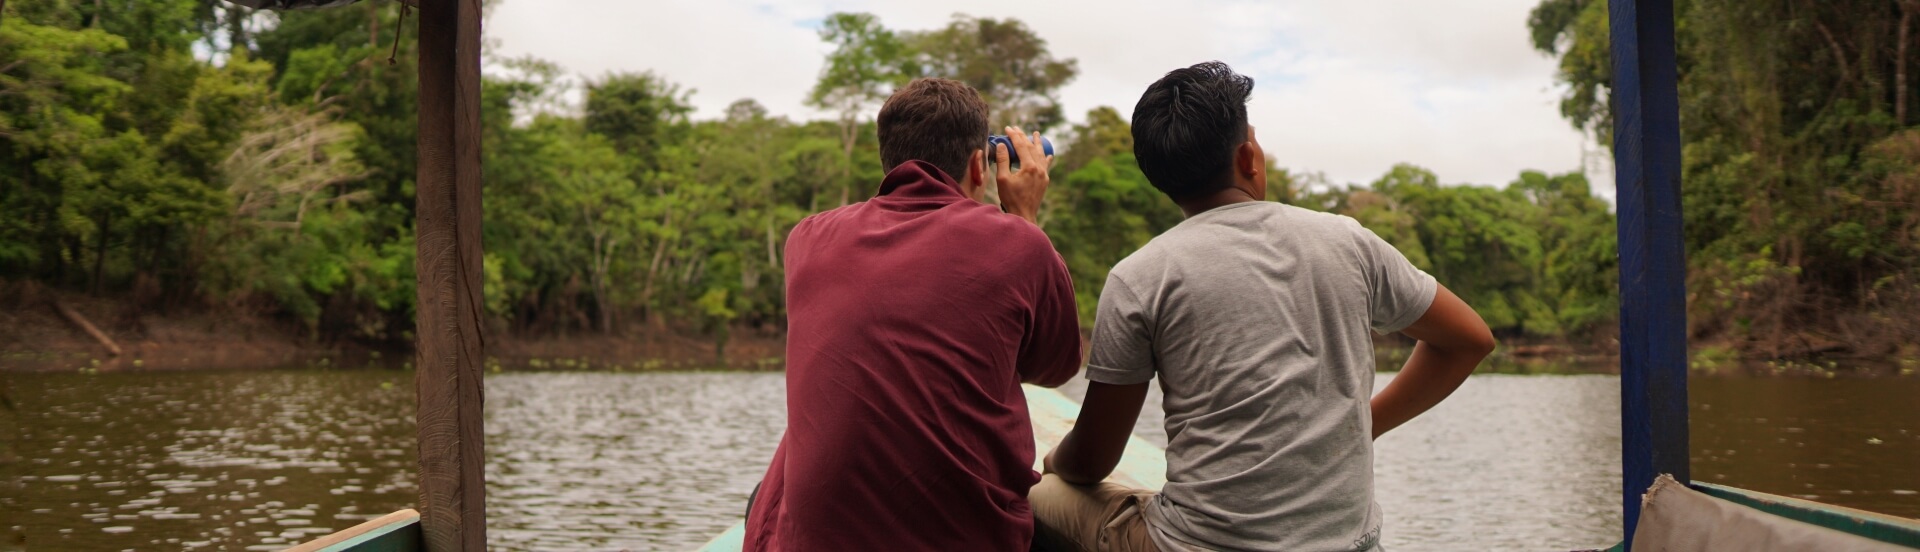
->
xmin=1236 ymin=141 xmax=1265 ymax=200
xmin=965 ymin=149 xmax=987 ymax=200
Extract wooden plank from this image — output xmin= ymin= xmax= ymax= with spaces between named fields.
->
xmin=1608 ymin=0 xmax=1690 ymax=549
xmin=412 ymin=0 xmax=487 ymax=549
xmin=284 ymin=509 xmax=422 ymax=552
xmin=695 ymin=385 xmax=1168 ymax=551
xmin=1694 ymin=483 xmax=1920 ymax=548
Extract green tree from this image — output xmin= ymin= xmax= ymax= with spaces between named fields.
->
xmin=1039 ymin=108 xmax=1181 ymax=322
xmin=1532 ymin=0 xmax=1920 ymax=353
xmin=907 ymin=14 xmax=1079 ymax=131
xmin=808 ymin=12 xmax=915 ymax=207
xmin=584 ymin=70 xmax=692 ymax=175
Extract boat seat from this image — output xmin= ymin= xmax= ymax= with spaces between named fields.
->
xmin=1631 ymin=474 xmax=1912 ymax=551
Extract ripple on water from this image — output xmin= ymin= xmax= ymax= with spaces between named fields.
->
xmin=484 ymin=372 xmax=788 ymax=551
xmin=1062 ymin=373 xmax=1628 ymax=549
xmin=6 ymin=369 xmax=1915 ymax=550
xmin=2 ymin=370 xmax=420 ymax=550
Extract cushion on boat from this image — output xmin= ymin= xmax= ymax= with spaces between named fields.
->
xmin=1631 ymin=474 xmax=1909 ymax=552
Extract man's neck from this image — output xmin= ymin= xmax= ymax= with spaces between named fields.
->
xmin=1178 ymin=188 xmax=1260 ymax=218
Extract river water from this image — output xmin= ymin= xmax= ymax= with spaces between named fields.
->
xmin=2 ymin=368 xmax=1915 ymax=551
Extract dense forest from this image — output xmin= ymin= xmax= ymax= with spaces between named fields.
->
xmin=1530 ymin=0 xmax=1920 ymax=357
xmin=0 ymin=0 xmax=1909 ymax=361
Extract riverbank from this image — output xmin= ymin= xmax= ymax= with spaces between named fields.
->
xmin=5 ymin=290 xmax=1914 ymax=377
xmin=0 ymin=291 xmax=320 ymax=373
xmin=0 ymin=290 xmax=787 ymax=373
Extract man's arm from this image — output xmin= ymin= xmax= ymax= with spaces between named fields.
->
xmin=1370 ymin=283 xmax=1495 ymax=439
xmin=997 ymin=125 xmax=1080 ymax=386
xmin=1044 ymin=380 xmax=1151 ymax=485
xmin=1016 ymin=248 xmax=1082 ymax=387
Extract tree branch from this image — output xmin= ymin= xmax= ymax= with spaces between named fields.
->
xmin=1808 ymin=10 xmax=1854 ymax=104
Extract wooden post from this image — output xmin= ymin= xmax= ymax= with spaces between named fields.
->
xmin=413 ymin=0 xmax=487 ymax=549
xmin=1609 ymin=0 xmax=1689 ymax=548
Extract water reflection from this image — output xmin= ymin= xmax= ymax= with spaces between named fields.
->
xmin=1063 ymin=373 xmax=1625 ymax=550
xmin=1 ymin=370 xmax=416 ymax=551
xmin=1692 ymin=376 xmax=1920 ymax=517
xmin=2 ymin=368 xmax=1915 ymax=551
xmin=1370 ymin=374 xmax=1622 ymax=549
xmin=485 ymin=372 xmax=785 ymax=550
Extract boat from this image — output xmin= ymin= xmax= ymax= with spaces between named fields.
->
xmin=236 ymin=0 xmax=1920 ymax=549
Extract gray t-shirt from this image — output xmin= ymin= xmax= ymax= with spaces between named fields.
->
xmin=1086 ymin=201 xmax=1436 ymax=552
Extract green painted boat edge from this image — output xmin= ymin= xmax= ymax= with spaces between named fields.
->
xmin=315 ymin=511 xmax=421 ymax=552
xmin=1693 ymin=482 xmax=1920 ymax=548
xmin=695 ymin=523 xmax=746 ymax=552
xmin=1021 ymin=384 xmax=1168 ymax=490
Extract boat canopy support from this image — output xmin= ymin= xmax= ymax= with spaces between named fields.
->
xmin=411 ymin=0 xmax=488 ymax=549
xmin=1608 ymin=0 xmax=1690 ymax=548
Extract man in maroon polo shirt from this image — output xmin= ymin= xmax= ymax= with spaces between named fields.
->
xmin=743 ymin=78 xmax=1082 ymax=551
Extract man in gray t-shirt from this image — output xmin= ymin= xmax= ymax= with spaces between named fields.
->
xmin=1031 ymin=62 xmax=1495 ymax=552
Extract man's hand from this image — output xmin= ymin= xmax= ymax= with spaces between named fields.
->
xmin=994 ymin=126 xmax=1052 ymax=225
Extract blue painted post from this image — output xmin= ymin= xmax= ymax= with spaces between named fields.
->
xmin=1610 ymin=0 xmax=1689 ymax=548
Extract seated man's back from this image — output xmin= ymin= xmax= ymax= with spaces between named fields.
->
xmin=1091 ymin=201 xmax=1433 ymax=551
xmin=746 ymin=78 xmax=1080 ymax=551
xmin=1034 ymin=62 xmax=1491 ymax=552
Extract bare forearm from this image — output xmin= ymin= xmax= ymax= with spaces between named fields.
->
xmin=1046 ymin=438 xmax=1112 ymax=485
xmin=1371 ymin=339 xmax=1487 ymax=438
xmin=1045 ymin=381 xmax=1150 ymax=485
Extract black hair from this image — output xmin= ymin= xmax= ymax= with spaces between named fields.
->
xmin=1131 ymin=61 xmax=1255 ymax=201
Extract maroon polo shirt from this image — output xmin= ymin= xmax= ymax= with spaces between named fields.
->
xmin=744 ymin=160 xmax=1082 ymax=551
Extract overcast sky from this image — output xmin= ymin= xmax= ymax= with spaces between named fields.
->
xmin=485 ymin=0 xmax=1607 ymax=192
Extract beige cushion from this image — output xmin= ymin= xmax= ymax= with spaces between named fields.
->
xmin=1631 ymin=474 xmax=1910 ymax=552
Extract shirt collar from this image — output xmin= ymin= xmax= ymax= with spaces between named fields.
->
xmin=875 ymin=160 xmax=966 ymax=201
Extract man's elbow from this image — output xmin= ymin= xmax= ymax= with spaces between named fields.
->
xmin=1465 ymin=329 xmax=1497 ymax=359
xmin=1445 ymin=308 xmax=1497 ymax=360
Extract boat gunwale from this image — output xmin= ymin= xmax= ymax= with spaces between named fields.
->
xmin=1693 ymin=482 xmax=1920 ymax=548
xmin=283 ymin=508 xmax=423 ymax=552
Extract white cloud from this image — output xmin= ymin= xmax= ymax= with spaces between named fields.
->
xmin=484 ymin=0 xmax=1597 ymax=188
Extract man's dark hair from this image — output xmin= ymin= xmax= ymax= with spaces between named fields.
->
xmin=877 ymin=78 xmax=992 ymax=182
xmin=1131 ymin=61 xmax=1255 ymax=201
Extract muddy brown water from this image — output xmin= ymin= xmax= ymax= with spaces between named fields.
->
xmin=2 ymin=367 xmax=1915 ymax=551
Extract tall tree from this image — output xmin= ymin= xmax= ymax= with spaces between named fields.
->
xmin=808 ymin=12 xmax=914 ymax=206
xmin=908 ymin=14 xmax=1079 ymax=132
xmin=1533 ymin=0 xmax=1920 ymax=354
xmin=584 ymin=70 xmax=693 ymax=176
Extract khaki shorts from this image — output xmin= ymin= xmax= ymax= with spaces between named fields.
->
xmin=1030 ymin=474 xmax=1160 ymax=552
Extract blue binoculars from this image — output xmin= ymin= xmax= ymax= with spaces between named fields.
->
xmin=987 ymin=135 xmax=1054 ymax=170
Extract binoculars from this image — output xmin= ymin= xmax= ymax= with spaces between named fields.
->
xmin=987 ymin=135 xmax=1054 ymax=170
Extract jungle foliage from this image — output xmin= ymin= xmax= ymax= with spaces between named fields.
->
xmin=1 ymin=2 xmax=1717 ymax=355
xmin=1532 ymin=0 xmax=1920 ymax=356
